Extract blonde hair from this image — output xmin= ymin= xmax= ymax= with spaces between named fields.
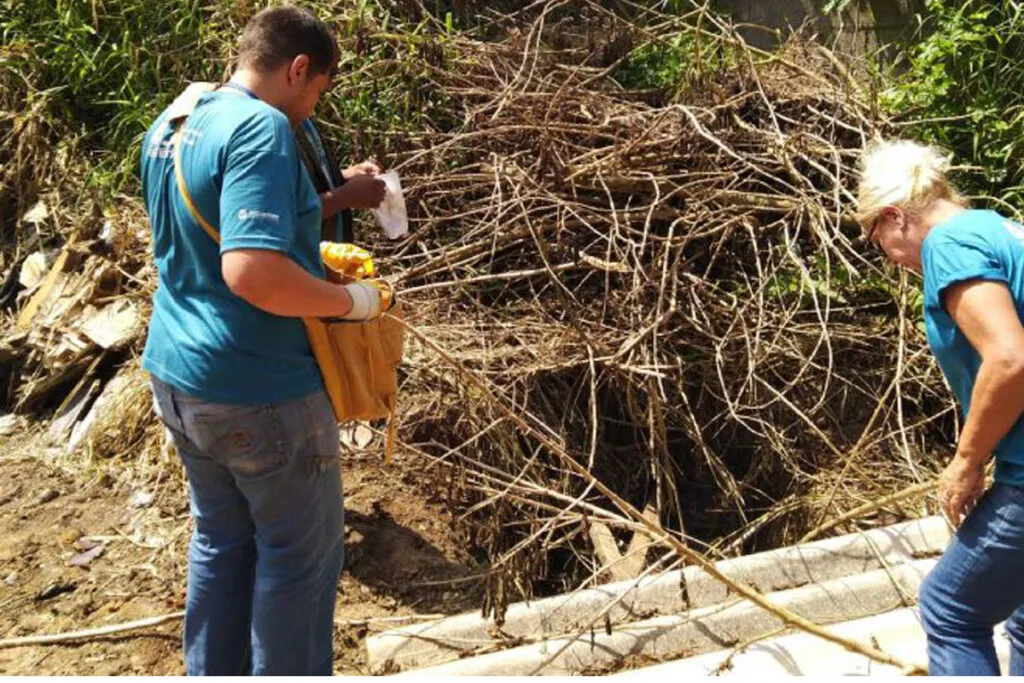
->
xmin=856 ymin=139 xmax=967 ymax=234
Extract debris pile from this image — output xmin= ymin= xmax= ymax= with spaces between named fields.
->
xmin=0 ymin=2 xmax=948 ymax=622
xmin=0 ymin=198 xmax=155 ymax=459
xmin=372 ymin=9 xmax=944 ymax=616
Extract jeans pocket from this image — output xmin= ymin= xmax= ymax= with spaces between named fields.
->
xmin=150 ymin=379 xmax=176 ymax=428
xmin=183 ymin=402 xmax=290 ymax=479
xmin=304 ymin=392 xmax=340 ymax=457
xmin=275 ymin=392 xmax=340 ymax=477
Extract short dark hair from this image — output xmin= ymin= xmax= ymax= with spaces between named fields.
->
xmin=238 ymin=6 xmax=338 ymax=77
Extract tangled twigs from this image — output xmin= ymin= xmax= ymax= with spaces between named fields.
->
xmin=383 ymin=11 xmax=945 ymax=613
xmin=799 ymin=481 xmax=940 ymax=544
xmin=400 ymin=317 xmax=926 ymax=674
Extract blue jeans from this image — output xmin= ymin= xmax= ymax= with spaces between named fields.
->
xmin=919 ymin=482 xmax=1024 ymax=675
xmin=151 ymin=378 xmax=344 ymax=676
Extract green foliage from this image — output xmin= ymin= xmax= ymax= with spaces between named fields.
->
xmin=614 ymin=33 xmax=692 ymax=92
xmin=314 ymin=3 xmax=455 ymax=165
xmin=765 ymin=251 xmax=855 ymax=308
xmin=0 ymin=0 xmax=238 ymax=190
xmin=613 ymin=29 xmax=733 ymax=94
xmin=0 ymin=0 xmax=451 ymax=194
xmin=882 ymin=0 xmax=1024 ymax=209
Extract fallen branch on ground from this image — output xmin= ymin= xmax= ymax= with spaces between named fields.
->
xmin=0 ymin=612 xmax=185 ymax=650
xmin=0 ymin=610 xmax=447 ymax=650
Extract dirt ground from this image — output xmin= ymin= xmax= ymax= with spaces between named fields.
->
xmin=0 ymin=434 xmax=483 ymax=675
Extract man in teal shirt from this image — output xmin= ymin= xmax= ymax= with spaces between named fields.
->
xmin=140 ymin=6 xmax=385 ymax=675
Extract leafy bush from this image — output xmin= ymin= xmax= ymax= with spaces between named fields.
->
xmin=0 ymin=0 xmax=451 ymax=193
xmin=882 ymin=0 xmax=1024 ymax=209
xmin=0 ymin=0 xmax=236 ymax=188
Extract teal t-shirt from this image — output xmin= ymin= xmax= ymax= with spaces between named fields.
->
xmin=922 ymin=209 xmax=1024 ymax=485
xmin=140 ymin=89 xmax=325 ymax=404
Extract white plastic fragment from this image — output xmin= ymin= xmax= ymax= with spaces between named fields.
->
xmin=372 ymin=171 xmax=408 ymax=239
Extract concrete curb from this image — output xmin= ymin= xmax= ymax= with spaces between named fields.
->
xmin=610 ymin=608 xmax=1010 ymax=677
xmin=368 ymin=517 xmax=949 ymax=673
xmin=396 ymin=559 xmax=937 ymax=676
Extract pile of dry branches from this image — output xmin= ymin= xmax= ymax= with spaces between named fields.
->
xmin=365 ymin=4 xmax=953 ymax=614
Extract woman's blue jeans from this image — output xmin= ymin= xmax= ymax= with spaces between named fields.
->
xmin=919 ymin=482 xmax=1024 ymax=675
xmin=152 ymin=378 xmax=344 ymax=675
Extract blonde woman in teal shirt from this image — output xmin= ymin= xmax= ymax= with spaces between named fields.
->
xmin=858 ymin=139 xmax=1024 ymax=675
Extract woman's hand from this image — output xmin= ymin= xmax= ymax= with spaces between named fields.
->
xmin=342 ymin=160 xmax=381 ymax=179
xmin=938 ymin=455 xmax=987 ymax=528
xmin=941 ymin=279 xmax=1024 ymax=527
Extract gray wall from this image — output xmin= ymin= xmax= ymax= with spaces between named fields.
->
xmin=713 ymin=0 xmax=925 ymax=55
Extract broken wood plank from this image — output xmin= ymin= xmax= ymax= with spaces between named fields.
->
xmin=589 ymin=522 xmax=633 ymax=584
xmin=46 ymin=352 xmax=107 ymax=444
xmin=589 ymin=504 xmax=661 ymax=583
xmin=15 ymin=349 xmax=95 ymax=412
xmin=47 ymin=378 xmax=100 ymax=445
xmin=620 ymin=504 xmax=660 ymax=575
xmin=16 ymin=248 xmax=71 ymax=332
xmin=81 ymin=300 xmax=140 ymax=350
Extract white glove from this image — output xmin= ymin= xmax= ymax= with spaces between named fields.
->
xmin=340 ymin=282 xmax=382 ymax=320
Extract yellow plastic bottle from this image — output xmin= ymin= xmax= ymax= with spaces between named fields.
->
xmin=320 ymin=242 xmax=375 ymax=279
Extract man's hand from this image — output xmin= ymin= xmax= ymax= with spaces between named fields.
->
xmin=938 ymin=455 xmax=987 ymax=528
xmin=324 ymin=174 xmax=385 ymax=212
xmin=365 ymin=278 xmax=395 ymax=310
xmin=342 ymin=161 xmax=381 ymax=179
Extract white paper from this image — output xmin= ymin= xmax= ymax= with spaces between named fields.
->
xmin=371 ymin=171 xmax=408 ymax=239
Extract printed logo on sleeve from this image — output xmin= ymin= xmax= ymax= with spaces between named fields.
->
xmin=237 ymin=209 xmax=281 ymax=223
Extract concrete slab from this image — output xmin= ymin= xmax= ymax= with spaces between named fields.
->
xmin=396 ymin=559 xmax=936 ymax=676
xmin=368 ymin=517 xmax=949 ymax=673
xmin=611 ymin=608 xmax=1011 ymax=677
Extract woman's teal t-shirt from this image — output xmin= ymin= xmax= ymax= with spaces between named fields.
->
xmin=922 ymin=209 xmax=1024 ymax=485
